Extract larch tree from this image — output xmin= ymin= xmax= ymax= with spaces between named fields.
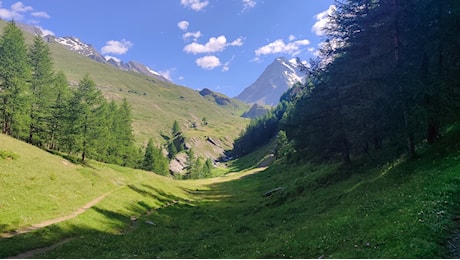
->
xmin=28 ymin=35 xmax=55 ymax=145
xmin=0 ymin=21 xmax=31 ymax=138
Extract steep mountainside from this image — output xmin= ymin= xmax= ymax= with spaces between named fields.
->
xmin=241 ymin=103 xmax=270 ymax=119
xmin=2 ymin=21 xmax=248 ymax=159
xmin=47 ymin=35 xmax=171 ymax=83
xmin=199 ymin=88 xmax=249 ymax=115
xmin=235 ymin=57 xmax=304 ymax=106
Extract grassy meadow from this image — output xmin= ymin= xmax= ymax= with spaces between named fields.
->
xmin=1 ymin=123 xmax=460 ymax=258
xmin=0 ymin=20 xmax=249 ymax=159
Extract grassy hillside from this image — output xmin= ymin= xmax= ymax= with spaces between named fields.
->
xmin=1 ymin=124 xmax=460 ymax=258
xmin=0 ymin=20 xmax=249 ymax=158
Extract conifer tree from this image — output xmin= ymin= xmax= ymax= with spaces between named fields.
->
xmin=143 ymin=138 xmax=155 ymax=171
xmin=143 ymin=138 xmax=169 ymax=175
xmin=172 ymin=120 xmax=181 ymax=136
xmin=64 ymin=74 xmax=104 ymax=162
xmin=0 ymin=21 xmax=31 ymax=138
xmin=48 ymin=71 xmax=70 ymax=150
xmin=28 ymin=35 xmax=54 ymax=145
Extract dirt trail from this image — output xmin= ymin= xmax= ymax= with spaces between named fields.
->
xmin=1 ymin=168 xmax=266 ymax=258
xmin=6 ymin=238 xmax=75 ymax=259
xmin=1 ymin=189 xmax=118 ymax=238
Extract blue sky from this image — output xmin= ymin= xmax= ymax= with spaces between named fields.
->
xmin=0 ymin=0 xmax=335 ymax=97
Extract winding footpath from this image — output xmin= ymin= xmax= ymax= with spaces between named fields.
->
xmin=1 ymin=190 xmax=114 ymax=238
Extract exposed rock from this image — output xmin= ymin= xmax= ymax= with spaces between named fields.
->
xmin=199 ymin=88 xmax=231 ymax=106
xmin=257 ymin=154 xmax=275 ymax=168
xmin=236 ymin=57 xmax=304 ymax=106
xmin=263 ymin=187 xmax=284 ymax=197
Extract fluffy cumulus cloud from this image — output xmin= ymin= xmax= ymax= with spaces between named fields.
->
xmin=181 ymin=0 xmax=209 ymax=11
xmin=101 ymin=39 xmax=133 ymax=55
xmin=242 ymin=0 xmax=256 ymax=12
xmin=195 ymin=55 xmax=221 ymax=70
xmin=11 ymin=1 xmax=32 ymax=12
xmin=312 ymin=5 xmax=336 ymax=36
xmin=178 ymin=20 xmax=202 ymax=42
xmin=0 ymin=1 xmax=33 ymax=20
xmin=184 ymin=35 xmax=244 ymax=54
xmin=255 ymin=38 xmax=310 ymax=57
xmin=0 ymin=1 xmax=51 ymax=20
xmin=177 ymin=20 xmax=189 ymax=31
xmin=183 ymin=31 xmax=203 ymax=41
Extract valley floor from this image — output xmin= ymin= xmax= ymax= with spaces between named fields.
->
xmin=1 ymin=130 xmax=460 ymax=258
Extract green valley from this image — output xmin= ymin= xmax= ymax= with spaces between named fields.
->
xmin=0 ymin=20 xmax=249 ymax=160
xmin=1 ymin=0 xmax=460 ymax=258
xmin=1 ymin=125 xmax=460 ymax=258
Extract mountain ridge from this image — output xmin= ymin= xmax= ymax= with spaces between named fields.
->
xmin=235 ymin=57 xmax=304 ymax=106
xmin=2 ymin=20 xmax=248 ymax=161
xmin=18 ymin=23 xmax=171 ymax=83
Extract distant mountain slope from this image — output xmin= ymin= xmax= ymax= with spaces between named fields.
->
xmin=1 ymin=20 xmax=248 ymax=159
xmin=199 ymin=88 xmax=249 ymax=115
xmin=241 ymin=103 xmax=270 ymax=119
xmin=49 ymin=35 xmax=171 ymax=83
xmin=235 ymin=57 xmax=304 ymax=106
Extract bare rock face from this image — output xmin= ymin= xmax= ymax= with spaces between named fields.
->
xmin=235 ymin=57 xmax=304 ymax=106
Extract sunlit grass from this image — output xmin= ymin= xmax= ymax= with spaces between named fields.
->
xmin=1 ymin=126 xmax=460 ymax=258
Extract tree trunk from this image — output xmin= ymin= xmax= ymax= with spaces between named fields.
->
xmin=393 ymin=0 xmax=416 ymax=158
xmin=427 ymin=117 xmax=440 ymax=144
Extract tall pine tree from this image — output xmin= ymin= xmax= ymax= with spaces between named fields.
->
xmin=0 ymin=21 xmax=31 ymax=138
xmin=28 ymin=35 xmax=55 ymax=145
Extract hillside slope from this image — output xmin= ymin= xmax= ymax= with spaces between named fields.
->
xmin=0 ymin=20 xmax=248 ymax=158
xmin=1 ymin=125 xmax=460 ymax=258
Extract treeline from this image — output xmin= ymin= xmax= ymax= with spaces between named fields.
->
xmin=0 ymin=21 xmax=171 ymax=173
xmin=233 ymin=0 xmax=460 ymax=164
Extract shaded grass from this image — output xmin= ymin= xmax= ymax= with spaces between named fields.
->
xmin=1 ymin=126 xmax=460 ymax=258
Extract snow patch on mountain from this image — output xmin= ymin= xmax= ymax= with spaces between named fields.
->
xmin=235 ymin=57 xmax=304 ymax=106
xmin=39 ymin=28 xmax=171 ymax=83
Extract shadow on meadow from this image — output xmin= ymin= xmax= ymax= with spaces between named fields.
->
xmin=0 ymin=170 xmax=276 ymax=258
xmin=2 ymin=153 xmax=459 ymax=258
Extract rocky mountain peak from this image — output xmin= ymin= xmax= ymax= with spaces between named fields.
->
xmin=235 ymin=57 xmax=304 ymax=106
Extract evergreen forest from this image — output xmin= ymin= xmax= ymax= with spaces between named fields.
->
xmin=234 ymin=0 xmax=460 ymax=166
xmin=1 ymin=0 xmax=460 ymax=258
xmin=0 ymin=22 xmax=175 ymax=175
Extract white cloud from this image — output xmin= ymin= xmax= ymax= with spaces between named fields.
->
xmin=0 ymin=8 xmax=18 ymax=20
xmin=101 ymin=39 xmax=133 ymax=55
xmin=221 ymin=56 xmax=235 ymax=72
xmin=196 ymin=55 xmax=221 ymax=70
xmin=288 ymin=35 xmax=296 ymax=41
xmin=183 ymin=31 xmax=203 ymax=41
xmin=31 ymin=11 xmax=50 ymax=19
xmin=181 ymin=0 xmax=209 ymax=11
xmin=11 ymin=2 xmax=32 ymax=12
xmin=184 ymin=35 xmax=244 ymax=54
xmin=229 ymin=37 xmax=244 ymax=46
xmin=158 ymin=69 xmax=175 ymax=81
xmin=0 ymin=1 xmax=50 ymax=21
xmin=255 ymin=38 xmax=310 ymax=57
xmin=0 ymin=1 xmax=31 ymax=20
xmin=242 ymin=0 xmax=256 ymax=12
xmin=36 ymin=26 xmax=54 ymax=36
xmin=177 ymin=20 xmax=189 ymax=31
xmin=312 ymin=5 xmax=336 ymax=36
